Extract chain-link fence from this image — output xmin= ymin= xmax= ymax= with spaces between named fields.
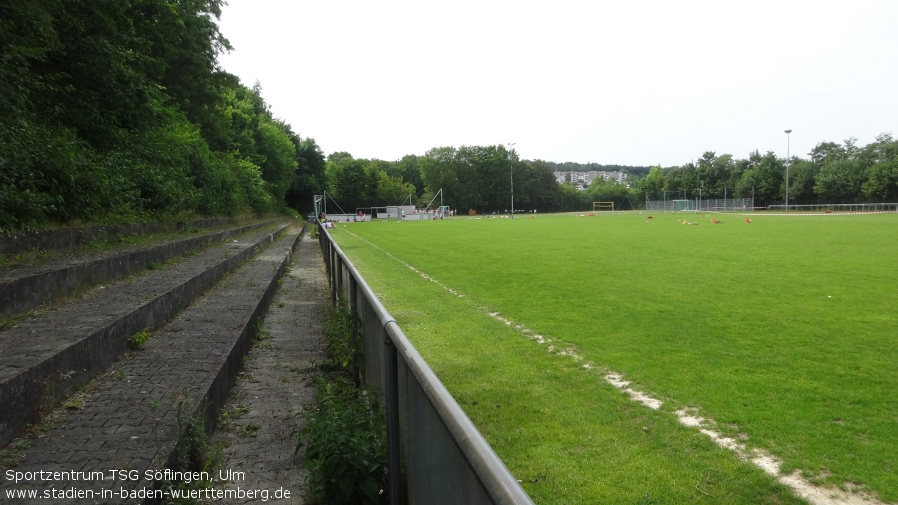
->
xmin=646 ymin=198 xmax=754 ymax=212
xmin=768 ymin=203 xmax=898 ymax=212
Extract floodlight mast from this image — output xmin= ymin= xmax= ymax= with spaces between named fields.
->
xmin=506 ymin=143 xmax=516 ymax=219
xmin=507 ymin=143 xmax=516 ymax=218
xmin=785 ymin=130 xmax=792 ymax=211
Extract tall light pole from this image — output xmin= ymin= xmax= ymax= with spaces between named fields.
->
xmin=784 ymin=129 xmax=792 ymax=211
xmin=506 ymin=143 xmax=516 ymax=218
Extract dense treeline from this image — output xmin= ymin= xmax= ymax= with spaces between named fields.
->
xmin=323 ymin=135 xmax=898 ymax=214
xmin=0 ymin=0 xmax=326 ymax=235
xmin=322 ymin=146 xmax=562 ymax=214
xmin=639 ymin=136 xmax=898 ymax=208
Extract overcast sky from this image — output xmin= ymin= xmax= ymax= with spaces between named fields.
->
xmin=217 ymin=0 xmax=898 ymax=167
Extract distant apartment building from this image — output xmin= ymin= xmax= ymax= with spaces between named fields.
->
xmin=554 ymin=171 xmax=628 ymax=190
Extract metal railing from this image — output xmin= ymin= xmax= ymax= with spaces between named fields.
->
xmin=317 ymin=224 xmax=535 ymax=505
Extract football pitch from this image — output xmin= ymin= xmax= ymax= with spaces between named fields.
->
xmin=327 ymin=212 xmax=897 ymax=505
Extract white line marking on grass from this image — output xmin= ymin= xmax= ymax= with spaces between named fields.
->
xmin=603 ymin=373 xmax=662 ymax=410
xmin=495 ymin=314 xmax=888 ymax=505
xmin=342 ymin=228 xmax=889 ymax=505
xmin=342 ymin=229 xmax=465 ymax=298
xmin=673 ymin=407 xmax=886 ymax=505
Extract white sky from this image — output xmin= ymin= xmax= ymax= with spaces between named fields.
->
xmin=217 ymin=0 xmax=898 ymax=167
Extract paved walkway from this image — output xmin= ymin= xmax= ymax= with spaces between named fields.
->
xmin=205 ymin=230 xmax=327 ymax=504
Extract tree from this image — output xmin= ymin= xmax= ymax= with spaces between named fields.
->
xmin=326 ymin=154 xmax=374 ymax=211
xmin=638 ymin=166 xmax=665 ymax=199
xmin=587 ymin=176 xmax=632 ymax=209
xmin=733 ymin=151 xmax=782 ymax=205
xmin=0 ymin=0 xmax=306 ymax=233
xmin=814 ymin=158 xmax=865 ymax=201
xmin=663 ymin=162 xmax=698 ymax=199
xmin=862 ymin=157 xmax=898 ymax=201
xmin=809 ymin=141 xmax=847 ymax=167
xmin=286 ymin=136 xmax=326 ymax=213
xmin=461 ymin=145 xmax=508 ymax=212
xmin=858 ymin=133 xmax=898 ymax=167
xmin=135 ymin=0 xmax=233 ymax=137
xmin=420 ymin=147 xmax=466 ymax=210
xmin=375 ymin=170 xmax=416 ymax=206
xmin=785 ymin=159 xmax=817 ymax=204
xmin=694 ymin=152 xmax=736 ymax=198
xmin=254 ymin=117 xmax=297 ymax=205
xmin=519 ymin=159 xmax=562 ymax=212
xmin=393 ymin=155 xmax=425 ymax=196
xmin=557 ymin=183 xmax=590 ymax=211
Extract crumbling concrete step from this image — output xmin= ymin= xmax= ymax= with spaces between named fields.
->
xmin=0 ymin=217 xmax=248 ymax=254
xmin=0 ymin=218 xmax=284 ymax=317
xmin=0 ymin=223 xmax=291 ymax=447
xmin=0 ymin=226 xmax=302 ymax=504
xmin=208 ymin=230 xmax=327 ymax=503
xmin=0 ymin=217 xmax=249 ymax=256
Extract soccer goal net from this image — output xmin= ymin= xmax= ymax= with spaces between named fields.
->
xmin=593 ymin=201 xmax=614 ymax=211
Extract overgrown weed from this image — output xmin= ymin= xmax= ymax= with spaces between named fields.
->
xmin=295 ymin=301 xmax=386 ymax=505
xmin=159 ymin=400 xmax=223 ymax=504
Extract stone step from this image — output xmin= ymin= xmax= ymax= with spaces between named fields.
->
xmin=0 ymin=222 xmax=292 ymax=447
xmin=0 ymin=226 xmax=303 ymax=504
xmin=0 ymin=218 xmax=284 ymax=317
xmin=0 ymin=218 xmax=244 ymax=256
xmin=207 ymin=229 xmax=327 ymax=504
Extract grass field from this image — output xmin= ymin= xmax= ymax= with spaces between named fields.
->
xmin=327 ymin=212 xmax=898 ymax=505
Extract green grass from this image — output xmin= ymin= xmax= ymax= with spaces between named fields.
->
xmin=329 ymin=212 xmax=898 ymax=504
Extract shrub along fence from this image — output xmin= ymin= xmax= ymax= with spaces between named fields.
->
xmin=317 ymin=223 xmax=535 ymax=505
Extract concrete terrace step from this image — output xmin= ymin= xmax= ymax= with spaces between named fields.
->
xmin=207 ymin=230 xmax=328 ymax=504
xmin=0 ymin=226 xmax=303 ymax=504
xmin=0 ymin=218 xmax=247 ymax=256
xmin=0 ymin=222 xmax=292 ymax=447
xmin=0 ymin=218 xmax=284 ymax=317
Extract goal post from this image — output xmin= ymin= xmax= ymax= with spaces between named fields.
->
xmin=672 ymin=199 xmax=695 ymax=211
xmin=593 ymin=201 xmax=614 ymax=211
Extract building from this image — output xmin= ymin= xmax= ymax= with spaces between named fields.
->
xmin=553 ymin=171 xmax=628 ymax=190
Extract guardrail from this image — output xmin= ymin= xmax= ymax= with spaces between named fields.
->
xmin=317 ymin=224 xmax=535 ymax=505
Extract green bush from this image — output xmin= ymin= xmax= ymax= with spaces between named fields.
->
xmin=298 ymin=377 xmax=386 ymax=505
xmin=297 ymin=302 xmax=386 ymax=505
xmin=322 ymin=303 xmax=355 ymax=369
xmin=161 ymin=401 xmax=222 ymax=505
